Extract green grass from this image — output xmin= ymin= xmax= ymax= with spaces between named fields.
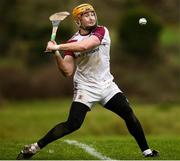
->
xmin=0 ymin=136 xmax=180 ymax=160
xmin=0 ymin=99 xmax=180 ymax=159
xmin=0 ymin=99 xmax=179 ymax=138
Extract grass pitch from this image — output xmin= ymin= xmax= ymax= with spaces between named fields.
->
xmin=0 ymin=99 xmax=180 ymax=160
xmin=0 ymin=136 xmax=180 ymax=160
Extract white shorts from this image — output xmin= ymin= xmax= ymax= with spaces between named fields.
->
xmin=73 ymin=81 xmax=122 ymax=109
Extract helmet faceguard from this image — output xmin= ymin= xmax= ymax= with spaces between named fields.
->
xmin=72 ymin=3 xmax=98 ymax=31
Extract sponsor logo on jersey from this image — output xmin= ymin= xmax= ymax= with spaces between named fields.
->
xmin=75 ymin=47 xmax=99 ymax=58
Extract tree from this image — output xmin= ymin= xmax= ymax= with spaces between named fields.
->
xmin=118 ymin=7 xmax=162 ymax=60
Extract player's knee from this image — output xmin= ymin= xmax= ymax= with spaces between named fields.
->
xmin=66 ymin=119 xmax=82 ymax=131
xmin=123 ymin=107 xmax=139 ymax=124
xmin=71 ymin=121 xmax=82 ymax=130
xmin=120 ymin=105 xmax=134 ymax=120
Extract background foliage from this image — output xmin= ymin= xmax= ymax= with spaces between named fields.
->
xmin=119 ymin=7 xmax=162 ymax=58
xmin=0 ymin=0 xmax=179 ymax=103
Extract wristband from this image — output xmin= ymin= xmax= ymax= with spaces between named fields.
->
xmin=55 ymin=44 xmax=60 ymax=50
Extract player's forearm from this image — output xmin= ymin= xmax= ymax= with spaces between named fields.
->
xmin=55 ymin=41 xmax=88 ymax=52
xmin=47 ymin=36 xmax=100 ymax=52
xmin=55 ymin=36 xmax=100 ymax=52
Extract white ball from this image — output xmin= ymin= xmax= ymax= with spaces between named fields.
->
xmin=139 ymin=18 xmax=147 ymax=25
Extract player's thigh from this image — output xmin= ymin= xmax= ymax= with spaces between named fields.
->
xmin=67 ymin=102 xmax=90 ymax=127
xmin=73 ymin=89 xmax=100 ymax=109
xmin=100 ymin=82 xmax=121 ymax=106
xmin=103 ymin=92 xmax=133 ymax=118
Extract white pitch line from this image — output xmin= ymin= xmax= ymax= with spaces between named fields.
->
xmin=64 ymin=139 xmax=114 ymax=160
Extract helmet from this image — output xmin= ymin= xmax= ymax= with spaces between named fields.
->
xmin=72 ymin=3 xmax=96 ymax=19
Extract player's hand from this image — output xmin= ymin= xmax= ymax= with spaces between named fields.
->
xmin=45 ymin=41 xmax=59 ymax=53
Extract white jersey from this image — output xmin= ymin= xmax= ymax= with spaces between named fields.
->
xmin=64 ymin=26 xmax=122 ymax=108
xmin=64 ymin=26 xmax=114 ymax=89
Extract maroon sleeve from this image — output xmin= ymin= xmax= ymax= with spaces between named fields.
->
xmin=91 ymin=26 xmax=105 ymax=42
xmin=64 ymin=40 xmax=77 ymax=58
